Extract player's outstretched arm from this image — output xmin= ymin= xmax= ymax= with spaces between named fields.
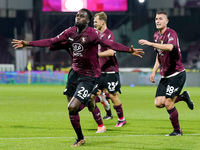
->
xmin=98 ymin=49 xmax=115 ymax=57
xmin=129 ymin=45 xmax=145 ymax=58
xmin=11 ymin=39 xmax=29 ymax=49
xmin=138 ymin=39 xmax=173 ymax=51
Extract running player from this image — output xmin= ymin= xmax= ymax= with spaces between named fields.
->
xmin=50 ymin=42 xmax=113 ymax=134
xmin=138 ymin=11 xmax=194 ymax=136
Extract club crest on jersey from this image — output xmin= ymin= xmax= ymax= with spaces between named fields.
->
xmin=81 ymin=37 xmax=86 ymax=43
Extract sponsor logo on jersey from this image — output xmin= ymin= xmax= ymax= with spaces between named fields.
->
xmin=72 ymin=43 xmax=84 ymax=57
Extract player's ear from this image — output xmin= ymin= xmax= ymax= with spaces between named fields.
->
xmin=102 ymin=20 xmax=105 ymax=25
xmin=166 ymin=19 xmax=169 ymax=25
xmin=86 ymin=18 xmax=90 ymax=24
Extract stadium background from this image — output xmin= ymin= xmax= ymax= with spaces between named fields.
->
xmin=0 ymin=1 xmax=200 ymax=150
xmin=0 ymin=0 xmax=200 ymax=86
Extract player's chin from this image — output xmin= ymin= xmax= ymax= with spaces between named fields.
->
xmin=75 ymin=23 xmax=86 ymax=29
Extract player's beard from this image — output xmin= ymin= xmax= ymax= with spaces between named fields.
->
xmin=94 ymin=25 xmax=102 ymax=31
xmin=75 ymin=22 xmax=87 ymax=31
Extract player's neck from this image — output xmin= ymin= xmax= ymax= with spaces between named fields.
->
xmin=77 ymin=24 xmax=88 ymax=33
xmin=100 ymin=25 xmax=107 ymax=33
xmin=159 ymin=26 xmax=167 ymax=35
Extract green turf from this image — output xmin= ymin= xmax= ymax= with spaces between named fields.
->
xmin=0 ymin=85 xmax=199 ymax=150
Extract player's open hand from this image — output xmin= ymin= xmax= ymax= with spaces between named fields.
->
xmin=138 ymin=39 xmax=152 ymax=46
xmin=11 ymin=39 xmax=29 ymax=49
xmin=129 ymin=45 xmax=145 ymax=58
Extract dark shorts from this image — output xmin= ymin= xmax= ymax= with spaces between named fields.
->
xmin=63 ymin=69 xmax=97 ymax=103
xmin=155 ymin=71 xmax=186 ymax=99
xmin=97 ymin=72 xmax=121 ymax=94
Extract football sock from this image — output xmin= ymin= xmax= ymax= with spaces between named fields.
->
xmin=167 ymin=107 xmax=180 ymax=131
xmin=105 ymin=92 xmax=109 ymax=99
xmin=74 ymin=127 xmax=84 ymax=140
xmin=69 ymin=112 xmax=83 ymax=140
xmin=95 ymin=96 xmax=101 ymax=103
xmin=69 ymin=112 xmax=81 ymax=129
xmin=114 ymin=104 xmax=124 ymax=119
xmin=106 ymin=109 xmax=112 ymax=116
xmin=92 ymin=106 xmax=103 ymax=126
xmin=174 ymin=94 xmax=182 ymax=103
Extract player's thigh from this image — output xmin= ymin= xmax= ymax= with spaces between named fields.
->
xmin=63 ymin=69 xmax=78 ymax=97
xmin=74 ymin=81 xmax=96 ymax=104
xmin=98 ymin=73 xmax=107 ymax=91
xmin=155 ymin=79 xmax=167 ymax=107
xmin=109 ymin=92 xmax=121 ymax=105
xmin=68 ymin=97 xmax=82 ymax=112
xmin=154 ymin=96 xmax=166 ymax=107
xmin=166 ymin=71 xmax=186 ymax=99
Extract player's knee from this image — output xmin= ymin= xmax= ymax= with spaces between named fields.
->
xmin=68 ymin=104 xmax=77 ymax=113
xmin=154 ymin=97 xmax=166 ymax=108
xmin=164 ymin=99 xmax=174 ymax=110
xmin=154 ymin=100 xmax=165 ymax=108
xmin=155 ymin=104 xmax=165 ymax=108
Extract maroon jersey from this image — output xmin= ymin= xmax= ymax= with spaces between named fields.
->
xmin=153 ymin=28 xmax=185 ymax=76
xmin=29 ymin=26 xmax=130 ymax=77
xmin=98 ymin=29 xmax=119 ymax=72
xmin=50 ymin=41 xmax=73 ymax=58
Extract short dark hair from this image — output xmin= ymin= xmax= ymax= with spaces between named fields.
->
xmin=80 ymin=8 xmax=93 ymax=22
xmin=156 ymin=11 xmax=168 ymax=18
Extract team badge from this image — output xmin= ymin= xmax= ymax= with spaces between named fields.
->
xmin=81 ymin=37 xmax=86 ymax=43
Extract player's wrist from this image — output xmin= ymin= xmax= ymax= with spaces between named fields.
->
xmin=25 ymin=41 xmax=29 ymax=46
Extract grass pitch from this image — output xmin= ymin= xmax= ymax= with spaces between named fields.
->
xmin=0 ymin=85 xmax=199 ymax=150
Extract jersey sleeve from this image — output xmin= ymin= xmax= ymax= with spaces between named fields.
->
xmin=29 ymin=38 xmax=56 ymax=47
xmin=29 ymin=28 xmax=70 ymax=47
xmin=93 ymin=31 xmax=129 ymax=53
xmin=109 ymin=32 xmax=115 ymax=42
xmin=49 ymin=41 xmax=68 ymax=51
xmin=166 ymin=30 xmax=178 ymax=48
xmin=101 ymin=38 xmax=129 ymax=52
xmin=153 ymin=32 xmax=158 ymax=52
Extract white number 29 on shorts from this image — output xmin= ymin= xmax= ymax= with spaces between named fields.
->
xmin=77 ymin=87 xmax=89 ymax=99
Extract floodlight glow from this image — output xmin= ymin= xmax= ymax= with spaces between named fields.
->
xmin=139 ymin=0 xmax=145 ymax=3
xmin=65 ymin=0 xmax=84 ymax=11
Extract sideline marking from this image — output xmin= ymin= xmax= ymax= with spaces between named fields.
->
xmin=1 ymin=133 xmax=200 ymax=140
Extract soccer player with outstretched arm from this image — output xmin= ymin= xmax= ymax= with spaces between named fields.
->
xmin=12 ymin=8 xmax=144 ymax=146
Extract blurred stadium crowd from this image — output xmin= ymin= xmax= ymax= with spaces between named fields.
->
xmin=0 ymin=0 xmax=200 ymax=71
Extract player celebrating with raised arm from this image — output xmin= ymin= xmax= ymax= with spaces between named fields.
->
xmin=12 ymin=9 xmax=144 ymax=146
xmin=138 ymin=11 xmax=194 ymax=136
